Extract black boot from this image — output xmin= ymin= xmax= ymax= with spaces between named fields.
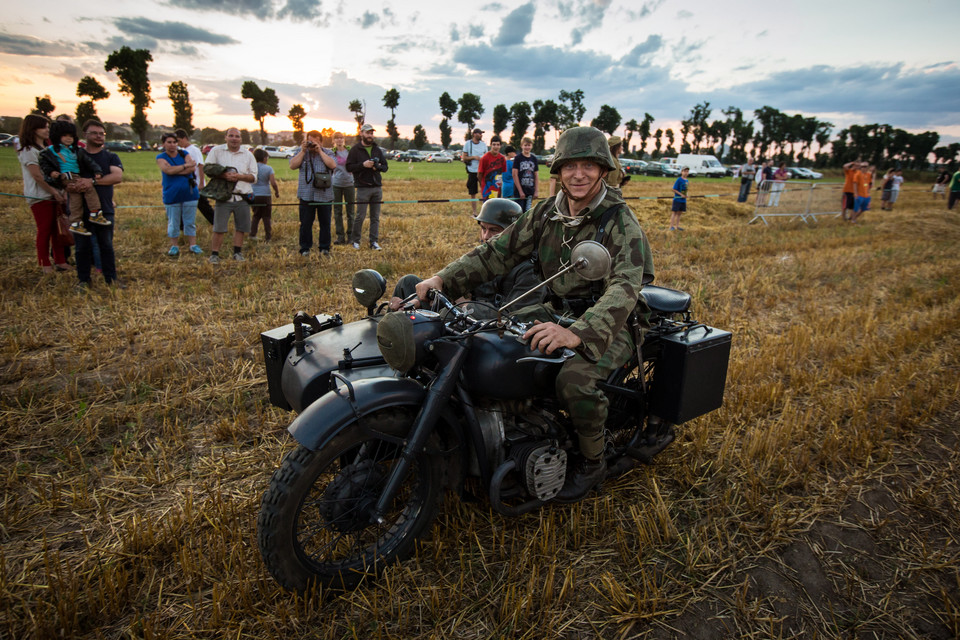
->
xmin=554 ymin=457 xmax=606 ymax=503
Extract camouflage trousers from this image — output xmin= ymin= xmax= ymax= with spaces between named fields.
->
xmin=515 ymin=304 xmax=637 ymax=460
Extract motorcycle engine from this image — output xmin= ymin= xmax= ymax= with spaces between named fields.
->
xmin=509 ymin=442 xmax=567 ymax=501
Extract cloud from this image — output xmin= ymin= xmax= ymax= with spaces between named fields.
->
xmin=468 ymin=25 xmax=484 ymax=38
xmin=626 ymin=0 xmax=664 ymax=21
xmin=708 ymin=63 xmax=960 ymax=128
xmin=113 ymin=18 xmax=239 ymax=45
xmin=494 ymin=2 xmax=535 ymax=46
xmin=84 ymin=35 xmax=159 ymax=54
xmin=570 ymin=0 xmax=612 ymax=45
xmin=359 ymin=11 xmax=379 ymax=28
xmin=677 ymin=9 xmax=692 ymax=19
xmin=450 ymin=25 xmax=460 ymax=42
xmin=0 ymin=33 xmax=82 ymax=57
xmin=621 ymin=35 xmax=663 ymax=67
xmin=166 ymin=0 xmax=273 ymax=19
xmin=277 ymin=0 xmax=326 ymax=23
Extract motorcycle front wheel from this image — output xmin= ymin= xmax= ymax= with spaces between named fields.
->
xmin=257 ymin=408 xmax=444 ymax=592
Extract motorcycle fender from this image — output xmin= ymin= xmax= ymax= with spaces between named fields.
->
xmin=287 ymin=376 xmax=427 ymax=452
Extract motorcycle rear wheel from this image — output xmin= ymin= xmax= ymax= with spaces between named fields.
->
xmin=257 ymin=408 xmax=443 ymax=592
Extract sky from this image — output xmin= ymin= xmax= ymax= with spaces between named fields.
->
xmin=1 ymin=0 xmax=959 ymax=147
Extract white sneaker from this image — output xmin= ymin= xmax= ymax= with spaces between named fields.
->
xmin=352 ymin=242 xmax=360 ymax=250
xmin=232 ymin=253 xmax=245 ymax=262
xmin=370 ymin=242 xmax=382 ymax=251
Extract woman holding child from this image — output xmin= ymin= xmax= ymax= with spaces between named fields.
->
xmin=17 ymin=114 xmax=70 ymax=274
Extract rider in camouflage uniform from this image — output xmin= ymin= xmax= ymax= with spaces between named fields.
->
xmin=390 ymin=199 xmax=541 ymax=319
xmin=416 ymin=126 xmax=654 ymax=501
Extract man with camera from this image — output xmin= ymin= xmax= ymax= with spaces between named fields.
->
xmin=346 ymin=123 xmax=388 ymax=250
xmin=205 ymin=127 xmax=257 ymax=262
xmin=290 ymin=129 xmax=337 ymax=257
xmin=461 ymin=127 xmax=487 ymax=215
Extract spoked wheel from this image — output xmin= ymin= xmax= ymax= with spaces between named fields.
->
xmin=257 ymin=408 xmax=443 ymax=592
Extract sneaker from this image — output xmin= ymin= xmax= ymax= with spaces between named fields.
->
xmin=69 ymin=222 xmax=92 ymax=237
xmin=75 ymin=281 xmax=91 ymax=293
xmin=209 ymin=254 xmax=220 ymax=264
xmin=300 ymin=250 xmax=310 ymax=257
xmin=167 ymin=246 xmax=180 ymax=256
xmin=370 ymin=242 xmax=382 ymax=251
xmin=88 ymin=212 xmax=112 ymax=226
xmin=108 ymin=279 xmax=127 ymax=290
xmin=188 ymin=245 xmax=203 ymax=255
xmin=334 ymin=236 xmax=346 ymax=245
xmin=232 ymin=252 xmax=245 ymax=262
xmin=352 ymin=242 xmax=360 ymax=250
xmin=320 ymin=249 xmax=330 ymax=258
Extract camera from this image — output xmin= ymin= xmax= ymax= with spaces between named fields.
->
xmin=306 ymin=141 xmax=318 ymax=150
xmin=188 ymin=175 xmax=197 ymax=189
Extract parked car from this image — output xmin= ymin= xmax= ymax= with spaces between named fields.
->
xmin=261 ymin=145 xmax=293 ymax=159
xmin=620 ymin=159 xmax=647 ymax=175
xmin=642 ymin=162 xmax=681 ymax=177
xmin=395 ymin=150 xmax=423 ymax=162
xmin=106 ymin=141 xmax=137 ymax=153
xmin=426 ymin=152 xmax=454 ymax=163
xmin=788 ymin=167 xmax=823 ymax=179
xmin=0 ymin=134 xmax=18 ymax=148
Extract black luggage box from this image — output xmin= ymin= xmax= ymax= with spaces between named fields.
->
xmin=649 ymin=324 xmax=731 ymax=424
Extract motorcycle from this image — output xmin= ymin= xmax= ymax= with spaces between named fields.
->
xmin=257 ymin=242 xmax=731 ymax=592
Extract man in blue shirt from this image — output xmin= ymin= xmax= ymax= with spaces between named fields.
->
xmin=670 ymin=167 xmax=689 ymax=231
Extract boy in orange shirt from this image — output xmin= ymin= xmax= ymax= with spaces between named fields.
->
xmin=850 ymin=162 xmax=874 ymax=224
xmin=840 ymin=161 xmax=859 ymax=221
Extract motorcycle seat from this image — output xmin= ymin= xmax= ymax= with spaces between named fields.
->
xmin=640 ymin=285 xmax=691 ymax=313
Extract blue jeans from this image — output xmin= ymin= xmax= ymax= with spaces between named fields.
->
xmin=166 ymin=200 xmax=198 ymax=238
xmin=298 ymin=200 xmax=331 ymax=253
xmin=76 ymin=212 xmax=116 ymax=284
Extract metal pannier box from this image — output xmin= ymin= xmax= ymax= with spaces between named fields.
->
xmin=649 ymin=325 xmax=731 ymax=424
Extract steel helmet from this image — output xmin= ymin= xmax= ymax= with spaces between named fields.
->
xmin=475 ymin=198 xmax=522 ymax=229
xmin=549 ymin=126 xmax=617 ymax=175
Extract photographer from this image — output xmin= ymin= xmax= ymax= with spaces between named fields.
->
xmin=346 ymin=124 xmax=388 ymax=250
xmin=156 ymin=132 xmax=201 ymax=256
xmin=461 ymin=127 xmax=486 ymax=215
xmin=290 ymin=129 xmax=336 ymax=257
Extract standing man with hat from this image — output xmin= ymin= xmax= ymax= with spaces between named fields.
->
xmin=461 ymin=127 xmax=487 ymax=215
xmin=416 ymin=126 xmax=655 ymax=502
xmin=606 ymin=135 xmax=629 ymax=190
xmin=346 ymin=123 xmax=388 ymax=250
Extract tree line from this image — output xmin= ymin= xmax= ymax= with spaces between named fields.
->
xmin=19 ymin=45 xmax=958 ymax=170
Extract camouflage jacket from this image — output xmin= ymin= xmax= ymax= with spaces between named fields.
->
xmin=437 ymin=187 xmax=654 ymax=361
xmin=199 ymin=163 xmax=237 ymax=202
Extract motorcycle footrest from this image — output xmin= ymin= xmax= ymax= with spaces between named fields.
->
xmin=626 ymin=431 xmax=675 ymax=464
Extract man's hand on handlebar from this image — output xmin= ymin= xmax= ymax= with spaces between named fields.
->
xmin=388 ymin=293 xmax=421 ymax=311
xmin=415 ymin=276 xmax=443 ymax=306
xmin=523 ymin=321 xmax=582 ymax=355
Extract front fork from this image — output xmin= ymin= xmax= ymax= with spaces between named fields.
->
xmin=371 ymin=339 xmax=468 ymax=524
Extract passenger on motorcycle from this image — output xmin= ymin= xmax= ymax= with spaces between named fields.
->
xmin=416 ymin=126 xmax=655 ymax=502
xmin=389 ymin=198 xmax=541 ymax=319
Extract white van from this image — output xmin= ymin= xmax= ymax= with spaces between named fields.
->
xmin=675 ymin=154 xmax=726 ymax=178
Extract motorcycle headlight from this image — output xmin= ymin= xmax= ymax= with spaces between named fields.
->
xmin=377 ymin=311 xmax=416 ymax=373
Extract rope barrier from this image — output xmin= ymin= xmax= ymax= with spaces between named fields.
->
xmin=0 ymin=186 xmax=939 ymax=210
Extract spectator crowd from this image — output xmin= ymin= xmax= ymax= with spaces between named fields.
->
xmin=13 ymin=110 xmax=953 ymax=289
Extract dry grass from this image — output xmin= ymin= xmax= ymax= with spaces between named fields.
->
xmin=0 ymin=175 xmax=958 ymax=639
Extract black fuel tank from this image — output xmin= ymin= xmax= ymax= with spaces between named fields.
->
xmin=461 ymin=331 xmax=563 ymax=399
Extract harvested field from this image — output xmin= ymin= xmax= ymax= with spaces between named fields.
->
xmin=0 ymin=173 xmax=958 ymax=639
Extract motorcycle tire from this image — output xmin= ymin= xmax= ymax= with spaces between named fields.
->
xmin=257 ymin=408 xmax=444 ymax=592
